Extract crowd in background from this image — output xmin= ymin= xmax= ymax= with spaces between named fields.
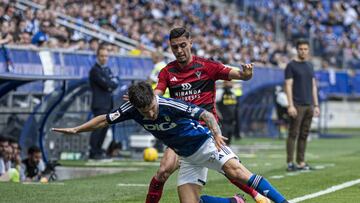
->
xmin=0 ymin=135 xmax=46 ymax=182
xmin=245 ymin=0 xmax=360 ymax=69
xmin=0 ymin=0 xmax=359 ymax=69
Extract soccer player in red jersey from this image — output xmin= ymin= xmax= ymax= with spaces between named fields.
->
xmin=145 ymin=27 xmax=270 ymax=203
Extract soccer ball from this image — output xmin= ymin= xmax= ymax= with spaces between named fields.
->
xmin=143 ymin=147 xmax=158 ymax=162
xmin=40 ymin=177 xmax=48 ymax=183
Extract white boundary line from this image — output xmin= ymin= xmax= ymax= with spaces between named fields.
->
xmin=289 ymin=178 xmax=360 ymax=203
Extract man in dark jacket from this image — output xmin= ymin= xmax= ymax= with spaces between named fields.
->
xmin=89 ymin=44 xmax=118 ymax=159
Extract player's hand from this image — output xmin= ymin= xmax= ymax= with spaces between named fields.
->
xmin=241 ymin=63 xmax=254 ymax=79
xmin=123 ymin=94 xmax=129 ymax=101
xmin=51 ymin=127 xmax=77 ymax=134
xmin=313 ymin=106 xmax=320 ymax=117
xmin=213 ymin=134 xmax=228 ymax=151
xmin=287 ymin=105 xmax=297 ymax=118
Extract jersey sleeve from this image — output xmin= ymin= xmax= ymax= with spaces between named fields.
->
xmin=285 ymin=62 xmax=293 ymax=79
xmin=167 ymin=99 xmax=205 ymax=120
xmin=207 ymin=61 xmax=232 ymax=80
xmin=106 ymin=101 xmax=134 ymax=124
xmin=155 ymin=68 xmax=168 ymax=92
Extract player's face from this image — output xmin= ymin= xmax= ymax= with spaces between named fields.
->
xmin=0 ymin=141 xmax=9 ymax=154
xmin=170 ymin=36 xmax=192 ymax=65
xmin=30 ymin=152 xmax=42 ymax=164
xmin=297 ymin=44 xmax=309 ymax=60
xmin=97 ymin=49 xmax=109 ymax=66
xmin=138 ymin=97 xmax=159 ymax=120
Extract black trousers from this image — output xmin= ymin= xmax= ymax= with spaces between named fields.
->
xmin=89 ymin=108 xmax=111 ymax=157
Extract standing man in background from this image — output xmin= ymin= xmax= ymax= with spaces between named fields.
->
xmin=284 ymin=39 xmax=320 ymax=171
xmin=216 ymin=80 xmax=238 ymax=145
xmin=89 ymin=43 xmax=118 ymax=159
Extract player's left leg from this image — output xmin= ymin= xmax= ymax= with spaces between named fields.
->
xmin=223 ymin=159 xmax=288 ymax=203
xmin=178 ymin=183 xmax=202 ymax=203
xmin=296 ymin=106 xmax=313 ymax=169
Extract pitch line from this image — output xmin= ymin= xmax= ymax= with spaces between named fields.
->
xmin=289 ymin=178 xmax=360 ymax=202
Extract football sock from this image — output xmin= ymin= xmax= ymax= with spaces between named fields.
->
xmin=145 ymin=176 xmax=165 ymax=203
xmin=200 ymin=195 xmax=232 ymax=203
xmin=229 ymin=178 xmax=258 ymax=198
xmin=247 ymin=174 xmax=286 ymax=203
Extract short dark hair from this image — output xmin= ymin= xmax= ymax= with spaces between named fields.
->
xmin=28 ymin=146 xmax=41 ymax=155
xmin=128 ymin=81 xmax=154 ymax=109
xmin=7 ymin=137 xmax=18 ymax=144
xmin=169 ymin=27 xmax=190 ymax=40
xmin=0 ymin=136 xmax=8 ymax=143
xmin=96 ymin=42 xmax=108 ymax=55
xmin=296 ymin=39 xmax=310 ymax=49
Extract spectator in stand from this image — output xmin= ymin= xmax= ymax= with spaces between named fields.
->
xmin=0 ymin=136 xmax=12 ymax=181
xmin=1 ymin=0 xmax=360 ymax=69
xmin=31 ymin=20 xmax=50 ymax=46
xmin=8 ymin=137 xmax=21 ymax=170
xmin=20 ymin=146 xmax=45 ymax=182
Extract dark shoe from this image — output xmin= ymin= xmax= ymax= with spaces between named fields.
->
xmin=286 ymin=163 xmax=297 ymax=171
xmin=297 ymin=163 xmax=313 ymax=171
xmin=89 ymin=153 xmax=108 ymax=160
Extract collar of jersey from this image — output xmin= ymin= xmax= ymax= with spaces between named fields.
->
xmin=175 ymin=56 xmax=195 ymax=72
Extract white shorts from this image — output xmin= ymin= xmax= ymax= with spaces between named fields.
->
xmin=177 ymin=137 xmax=238 ymax=186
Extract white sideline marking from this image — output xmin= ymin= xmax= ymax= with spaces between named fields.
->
xmin=269 ymin=164 xmax=335 ymax=180
xmin=22 ymin=182 xmax=65 ymax=185
xmin=289 ymin=178 xmax=360 ymax=203
xmin=117 ymin=183 xmax=148 ymax=187
xmin=269 ymin=175 xmax=284 ymax=179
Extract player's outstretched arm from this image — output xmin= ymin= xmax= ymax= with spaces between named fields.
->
xmin=199 ymin=111 xmax=227 ymax=150
xmin=52 ymin=115 xmax=109 ymax=134
xmin=228 ymin=63 xmax=254 ymax=81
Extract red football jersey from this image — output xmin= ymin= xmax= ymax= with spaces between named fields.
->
xmin=156 ymin=56 xmax=232 ymax=121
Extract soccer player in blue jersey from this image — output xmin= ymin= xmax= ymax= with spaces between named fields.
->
xmin=52 ymin=82 xmax=288 ymax=203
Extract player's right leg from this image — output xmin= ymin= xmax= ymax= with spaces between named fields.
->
xmin=145 ymin=147 xmax=179 ymax=203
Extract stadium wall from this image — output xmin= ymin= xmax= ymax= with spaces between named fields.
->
xmin=321 ymin=101 xmax=360 ymax=128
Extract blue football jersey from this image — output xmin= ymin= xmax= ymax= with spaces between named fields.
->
xmin=106 ymin=96 xmax=211 ymax=157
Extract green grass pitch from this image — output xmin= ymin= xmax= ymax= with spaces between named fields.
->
xmin=1 ymin=129 xmax=359 ymax=203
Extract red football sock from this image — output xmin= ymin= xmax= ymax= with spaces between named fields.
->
xmin=146 ymin=176 xmax=165 ymax=203
xmin=229 ymin=179 xmax=258 ymax=198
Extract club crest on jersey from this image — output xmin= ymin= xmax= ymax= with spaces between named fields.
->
xmin=164 ymin=116 xmax=171 ymax=122
xmin=195 ymin=71 xmax=202 ymax=79
xmin=109 ymin=110 xmax=120 ymax=121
